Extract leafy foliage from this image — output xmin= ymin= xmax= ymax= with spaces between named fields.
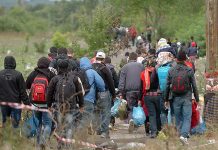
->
xmin=51 ymin=32 xmax=69 ymax=48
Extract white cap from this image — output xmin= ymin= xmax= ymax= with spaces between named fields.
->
xmin=96 ymin=51 xmax=106 ymax=59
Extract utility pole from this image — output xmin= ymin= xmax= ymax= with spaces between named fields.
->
xmin=205 ymin=0 xmax=218 ymax=124
xmin=206 ymin=0 xmax=218 ymax=71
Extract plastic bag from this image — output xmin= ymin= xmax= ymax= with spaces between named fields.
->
xmin=118 ymin=99 xmax=128 ymax=120
xmin=132 ymin=106 xmax=146 ymax=126
xmin=22 ymin=112 xmax=39 ymax=138
xmin=111 ymin=98 xmax=122 ymax=117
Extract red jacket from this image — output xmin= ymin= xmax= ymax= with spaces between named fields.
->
xmin=129 ymin=26 xmax=137 ymax=38
xmin=140 ymin=70 xmax=149 ymax=116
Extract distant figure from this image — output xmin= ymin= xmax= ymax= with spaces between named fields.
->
xmin=188 ymin=36 xmax=198 ymax=48
xmin=187 ymin=42 xmax=198 ymax=63
xmin=120 ymin=52 xmax=129 ymax=68
xmin=146 ymin=25 xmax=152 ymax=43
xmin=129 ymin=25 xmax=137 ymax=46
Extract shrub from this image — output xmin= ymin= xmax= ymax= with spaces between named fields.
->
xmin=51 ymin=32 xmax=68 ymax=48
xmin=34 ymin=40 xmax=46 ymax=53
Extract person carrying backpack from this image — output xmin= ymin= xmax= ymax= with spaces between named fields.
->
xmin=0 ymin=56 xmax=30 ymax=128
xmin=26 ymin=57 xmax=55 ymax=150
xmin=47 ymin=59 xmax=84 ymax=149
xmin=79 ymin=57 xmax=106 ymax=137
xmin=49 ymin=47 xmax=78 ymax=75
xmin=164 ymin=50 xmax=199 ymax=145
xmin=92 ymin=52 xmax=116 ymax=138
xmin=141 ymin=58 xmax=161 ymax=138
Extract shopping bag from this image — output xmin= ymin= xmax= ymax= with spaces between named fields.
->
xmin=22 ymin=112 xmax=39 ymax=138
xmin=111 ymin=98 xmax=121 ymax=117
xmin=132 ymin=106 xmax=146 ymax=126
xmin=118 ymin=99 xmax=128 ymax=120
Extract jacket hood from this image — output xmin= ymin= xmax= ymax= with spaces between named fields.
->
xmin=106 ymin=63 xmax=114 ymax=70
xmin=4 ymin=56 xmax=16 ymax=69
xmin=80 ymin=57 xmax=92 ymax=69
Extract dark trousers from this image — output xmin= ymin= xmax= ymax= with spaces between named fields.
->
xmin=1 ymin=106 xmax=21 ymax=128
xmin=126 ymin=91 xmax=140 ymax=120
xmin=144 ymin=95 xmax=161 ymax=134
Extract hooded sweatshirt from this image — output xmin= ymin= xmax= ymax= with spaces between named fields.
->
xmin=80 ymin=57 xmax=105 ymax=103
xmin=0 ymin=56 xmax=30 ymax=105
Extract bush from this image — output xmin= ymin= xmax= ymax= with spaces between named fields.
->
xmin=51 ymin=32 xmax=69 ymax=48
xmin=34 ymin=40 xmax=46 ymax=53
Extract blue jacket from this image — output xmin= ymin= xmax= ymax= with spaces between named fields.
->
xmin=80 ymin=57 xmax=106 ymax=103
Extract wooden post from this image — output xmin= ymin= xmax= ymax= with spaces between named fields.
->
xmin=206 ymin=0 xmax=218 ymax=71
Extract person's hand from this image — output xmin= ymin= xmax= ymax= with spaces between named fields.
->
xmin=79 ymin=107 xmax=84 ymax=113
xmin=119 ymin=95 xmax=123 ymax=100
xmin=164 ymin=101 xmax=170 ymax=109
xmin=138 ymin=101 xmax=142 ymax=107
xmin=48 ymin=107 xmax=53 ymax=112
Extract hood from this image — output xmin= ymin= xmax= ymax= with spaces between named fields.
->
xmin=80 ymin=57 xmax=92 ymax=69
xmin=106 ymin=63 xmax=114 ymax=70
xmin=4 ymin=56 xmax=16 ymax=69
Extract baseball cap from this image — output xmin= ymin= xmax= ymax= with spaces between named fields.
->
xmin=96 ymin=51 xmax=106 ymax=59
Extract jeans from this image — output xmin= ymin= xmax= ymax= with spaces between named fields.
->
xmin=173 ymin=93 xmax=192 ymax=138
xmin=95 ymin=91 xmax=111 ymax=134
xmin=1 ymin=106 xmax=21 ymax=128
xmin=81 ymin=100 xmax=95 ymax=129
xmin=126 ymin=91 xmax=140 ymax=120
xmin=35 ymin=111 xmax=52 ymax=145
xmin=144 ymin=95 xmax=161 ymax=135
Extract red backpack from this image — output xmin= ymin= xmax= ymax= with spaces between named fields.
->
xmin=31 ymin=75 xmax=48 ymax=104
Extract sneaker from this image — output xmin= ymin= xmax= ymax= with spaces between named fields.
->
xmin=150 ymin=133 xmax=157 ymax=138
xmin=180 ymin=136 xmax=189 ymax=145
xmin=128 ymin=119 xmax=134 ymax=134
xmin=101 ymin=132 xmax=110 ymax=139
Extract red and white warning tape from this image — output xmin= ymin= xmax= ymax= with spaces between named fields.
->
xmin=0 ymin=101 xmax=104 ymax=149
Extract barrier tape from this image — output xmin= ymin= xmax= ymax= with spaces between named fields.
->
xmin=0 ymin=101 xmax=104 ymax=149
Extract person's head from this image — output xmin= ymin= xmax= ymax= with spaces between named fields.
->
xmin=57 ymin=47 xmax=68 ymax=55
xmin=129 ymin=52 xmax=138 ymax=61
xmin=191 ymin=42 xmax=197 ymax=47
xmin=57 ymin=59 xmax=69 ymax=73
xmin=4 ymin=56 xmax=16 ymax=69
xmin=96 ymin=51 xmax=106 ymax=62
xmin=37 ymin=57 xmax=51 ymax=69
xmin=148 ymin=48 xmax=156 ymax=56
xmin=104 ymin=56 xmax=111 ymax=64
xmin=125 ymin=52 xmax=130 ymax=57
xmin=157 ymin=38 xmax=168 ymax=49
xmin=177 ymin=50 xmax=187 ymax=62
xmin=190 ymin=36 xmax=194 ymax=41
xmin=49 ymin=46 xmax=57 ymax=54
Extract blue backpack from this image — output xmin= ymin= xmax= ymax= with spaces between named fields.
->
xmin=157 ymin=63 xmax=171 ymax=92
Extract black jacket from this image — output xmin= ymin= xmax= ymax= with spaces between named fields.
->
xmin=46 ymin=72 xmax=84 ymax=109
xmin=0 ymin=56 xmax=30 ymax=105
xmin=92 ymin=62 xmax=116 ymax=98
xmin=106 ymin=63 xmax=119 ymax=88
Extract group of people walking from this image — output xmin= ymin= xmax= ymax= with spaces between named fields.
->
xmin=0 ymin=35 xmax=201 ymax=149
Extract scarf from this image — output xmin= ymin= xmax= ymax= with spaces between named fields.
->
xmin=144 ymin=67 xmax=155 ymax=90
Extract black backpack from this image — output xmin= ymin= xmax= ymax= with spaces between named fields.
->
xmin=92 ymin=63 xmax=106 ymax=81
xmin=171 ymin=65 xmax=191 ymax=94
xmin=74 ymin=68 xmax=91 ymax=94
xmin=55 ymin=73 xmax=77 ymax=104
